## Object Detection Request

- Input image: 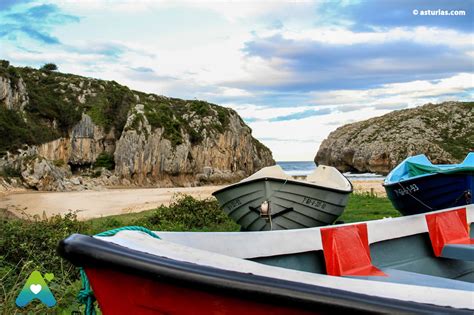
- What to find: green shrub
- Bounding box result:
[145,103,184,146]
[94,152,115,170]
[0,60,9,68]
[144,194,237,231]
[0,211,89,313]
[190,100,210,116]
[40,63,58,71]
[0,166,21,178]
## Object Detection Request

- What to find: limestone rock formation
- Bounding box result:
[114,104,271,186]
[315,102,473,174]
[0,61,274,190]
[21,157,73,191]
[0,76,28,111]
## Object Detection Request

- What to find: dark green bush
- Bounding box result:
[190,100,210,116]
[145,103,184,146]
[145,194,236,231]
[0,165,21,178]
[0,60,9,68]
[94,152,115,170]
[40,63,58,71]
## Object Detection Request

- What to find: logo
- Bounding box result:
[15,271,56,308]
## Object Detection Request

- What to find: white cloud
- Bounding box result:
[235,73,474,160]
[249,107,393,161]
[3,1,472,161]
[260,26,473,49]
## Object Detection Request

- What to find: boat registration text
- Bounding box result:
[394,184,419,197]
[226,198,242,211]
[302,197,327,209]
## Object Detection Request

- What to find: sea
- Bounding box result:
[276,161,385,181]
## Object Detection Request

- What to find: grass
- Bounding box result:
[341,192,399,223]
[0,193,397,314]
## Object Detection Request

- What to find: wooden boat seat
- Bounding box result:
[426,208,474,261]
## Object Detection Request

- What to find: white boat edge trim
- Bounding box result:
[96,229,474,310]
[94,205,474,309]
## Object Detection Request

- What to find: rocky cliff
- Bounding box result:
[0,61,274,190]
[315,102,473,174]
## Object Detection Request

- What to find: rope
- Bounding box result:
[78,268,96,315]
[397,182,433,210]
[78,226,161,315]
[449,189,472,208]
[95,226,161,239]
[265,178,288,231]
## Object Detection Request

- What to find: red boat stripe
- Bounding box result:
[320,224,386,277]
[425,207,474,257]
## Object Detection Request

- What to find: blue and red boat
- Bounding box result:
[384,153,474,215]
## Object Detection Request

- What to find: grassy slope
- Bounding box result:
[0,194,397,314]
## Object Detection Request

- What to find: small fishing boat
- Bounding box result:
[59,205,474,314]
[384,153,474,215]
[212,165,352,231]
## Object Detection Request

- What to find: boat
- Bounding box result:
[212,165,352,231]
[59,205,474,314]
[384,153,474,215]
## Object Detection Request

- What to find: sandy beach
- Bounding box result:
[0,180,385,220]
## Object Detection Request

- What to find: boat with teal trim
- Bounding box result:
[384,152,474,215]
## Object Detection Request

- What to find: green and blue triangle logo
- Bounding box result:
[15,270,56,308]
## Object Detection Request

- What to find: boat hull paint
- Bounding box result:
[213,178,351,231]
[384,173,474,215]
[59,234,469,314]
[86,267,317,315]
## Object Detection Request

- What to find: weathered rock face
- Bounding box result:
[21,157,73,191]
[0,76,28,111]
[36,114,114,165]
[315,102,474,174]
[0,61,274,190]
[114,105,273,186]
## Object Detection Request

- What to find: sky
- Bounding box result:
[0,0,473,161]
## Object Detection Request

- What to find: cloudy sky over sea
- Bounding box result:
[1,0,472,160]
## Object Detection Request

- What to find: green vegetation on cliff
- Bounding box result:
[0,61,236,154]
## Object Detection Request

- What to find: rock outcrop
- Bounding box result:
[35,113,115,164]
[0,61,274,190]
[315,102,473,174]
[113,104,272,186]
[0,76,28,111]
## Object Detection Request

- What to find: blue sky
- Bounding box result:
[1,0,473,160]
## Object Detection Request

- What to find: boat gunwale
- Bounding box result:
[383,171,474,187]
[57,234,471,314]
[212,176,353,196]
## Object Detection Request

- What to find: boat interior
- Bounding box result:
[94,205,474,308]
